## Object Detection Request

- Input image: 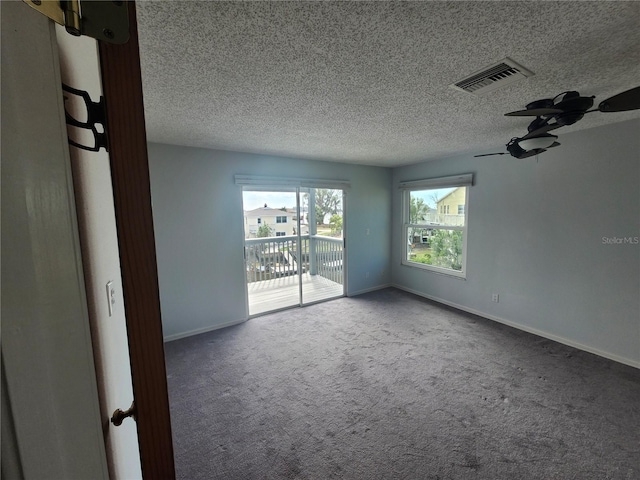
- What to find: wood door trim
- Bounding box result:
[98,2,175,478]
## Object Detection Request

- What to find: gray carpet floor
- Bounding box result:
[164,288,640,479]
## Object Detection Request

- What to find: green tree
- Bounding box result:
[413,252,432,265]
[256,223,274,238]
[410,196,430,223]
[304,189,341,224]
[329,214,343,234]
[430,230,463,270]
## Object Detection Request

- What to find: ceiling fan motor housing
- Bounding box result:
[527,117,550,132]
[526,98,554,110]
[506,139,526,158]
[553,95,595,125]
[555,112,585,126]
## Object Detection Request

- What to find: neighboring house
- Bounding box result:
[288,207,310,235]
[417,187,466,232]
[436,187,466,215]
[244,206,297,238]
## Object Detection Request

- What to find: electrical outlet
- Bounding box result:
[366,228,370,235]
[492,293,499,303]
[366,272,370,278]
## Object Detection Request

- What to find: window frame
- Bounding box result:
[400,176,471,279]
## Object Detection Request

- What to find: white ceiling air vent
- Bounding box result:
[450,58,534,95]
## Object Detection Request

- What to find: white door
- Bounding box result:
[1,2,111,478]
[3,2,176,477]
[55,20,143,480]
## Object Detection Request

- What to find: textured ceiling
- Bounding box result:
[137,1,640,167]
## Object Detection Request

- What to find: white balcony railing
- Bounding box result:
[244,234,343,285]
[313,236,343,284]
[419,213,465,226]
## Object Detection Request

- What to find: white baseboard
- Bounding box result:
[164,318,246,343]
[348,283,393,298]
[393,284,640,370]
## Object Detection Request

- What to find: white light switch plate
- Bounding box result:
[106,281,115,316]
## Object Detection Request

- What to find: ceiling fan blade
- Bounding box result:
[520,123,562,140]
[548,141,561,148]
[518,148,546,159]
[505,107,563,117]
[597,86,640,112]
[474,152,507,157]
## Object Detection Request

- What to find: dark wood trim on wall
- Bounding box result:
[98,2,175,478]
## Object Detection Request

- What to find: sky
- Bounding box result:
[242,191,299,211]
[242,187,457,211]
[410,187,457,209]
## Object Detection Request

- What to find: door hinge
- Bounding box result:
[63,83,109,152]
[23,0,129,44]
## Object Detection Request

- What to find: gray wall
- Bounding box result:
[148,144,392,340]
[391,119,640,366]
[149,120,639,366]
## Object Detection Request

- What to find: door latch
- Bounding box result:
[111,401,136,426]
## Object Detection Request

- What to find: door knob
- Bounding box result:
[111,401,136,426]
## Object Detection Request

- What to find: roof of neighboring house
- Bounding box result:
[244,207,293,217]
[436,187,463,206]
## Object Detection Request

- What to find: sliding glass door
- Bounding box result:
[242,186,345,316]
[300,187,345,305]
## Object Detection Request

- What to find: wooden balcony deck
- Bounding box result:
[247,273,344,316]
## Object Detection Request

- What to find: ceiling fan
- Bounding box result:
[475,86,640,159]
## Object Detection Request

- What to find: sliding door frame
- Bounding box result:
[237,177,348,317]
[299,187,347,307]
[241,186,302,317]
